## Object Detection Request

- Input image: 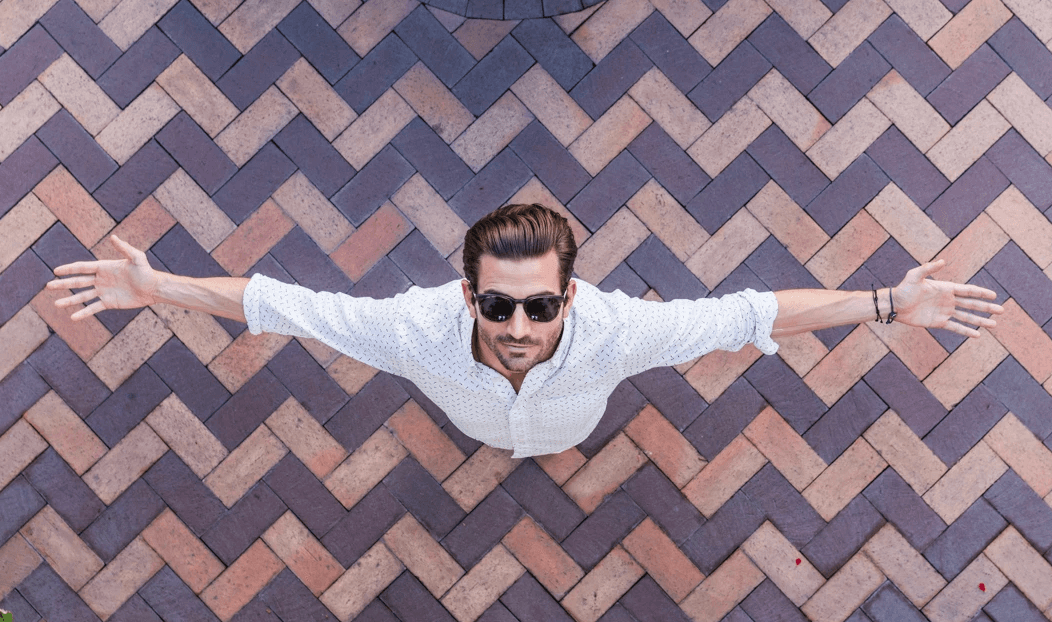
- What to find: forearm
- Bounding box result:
[772,287,894,337]
[154,272,250,322]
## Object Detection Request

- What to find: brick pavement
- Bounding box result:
[1,0,1052,620]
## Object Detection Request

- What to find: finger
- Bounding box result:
[944,320,982,339]
[953,309,996,329]
[910,259,946,280]
[71,300,106,321]
[46,275,95,291]
[955,297,1004,315]
[111,235,142,262]
[53,261,100,276]
[953,283,998,300]
[63,289,100,307]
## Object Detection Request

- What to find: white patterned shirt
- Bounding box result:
[244,275,779,458]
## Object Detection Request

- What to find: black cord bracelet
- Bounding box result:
[872,288,881,322]
[887,288,897,324]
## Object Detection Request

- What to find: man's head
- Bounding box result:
[460,204,579,377]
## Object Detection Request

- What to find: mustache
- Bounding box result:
[497,336,537,346]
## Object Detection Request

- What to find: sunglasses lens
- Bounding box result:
[479,296,515,322]
[475,294,564,323]
[524,297,562,322]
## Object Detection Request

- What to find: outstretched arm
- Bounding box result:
[771,260,1003,339]
[46,235,249,322]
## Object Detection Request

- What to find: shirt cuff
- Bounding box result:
[744,289,779,356]
[243,273,266,335]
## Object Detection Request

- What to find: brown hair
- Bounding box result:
[463,204,577,292]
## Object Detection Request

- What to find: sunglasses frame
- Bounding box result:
[471,287,568,323]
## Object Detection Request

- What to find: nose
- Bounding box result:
[506,305,530,339]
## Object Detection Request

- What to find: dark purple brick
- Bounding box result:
[463,0,497,18]
[629,366,707,431]
[144,451,226,535]
[703,0,729,8]
[349,256,412,300]
[860,237,919,294]
[213,142,296,223]
[686,152,769,234]
[929,156,1012,239]
[0,250,51,326]
[866,126,948,208]
[203,481,287,565]
[940,0,968,10]
[809,42,890,123]
[261,569,334,622]
[805,155,888,235]
[1,590,41,622]
[326,372,410,453]
[278,1,358,83]
[332,144,413,225]
[392,118,473,200]
[631,12,710,93]
[31,222,92,271]
[248,252,295,284]
[622,575,692,622]
[983,357,1052,439]
[571,39,653,119]
[506,0,543,19]
[268,340,348,422]
[79,479,164,561]
[322,484,405,567]
[708,262,768,300]
[598,604,640,622]
[0,25,62,105]
[206,368,290,450]
[158,0,239,80]
[747,124,829,207]
[24,448,104,532]
[93,140,177,220]
[845,612,873,622]
[449,148,532,225]
[28,335,110,417]
[147,337,230,421]
[987,129,1052,210]
[140,566,221,622]
[96,26,180,108]
[689,41,770,122]
[17,564,100,622]
[987,242,1052,325]
[683,490,765,574]
[864,354,946,437]
[40,0,120,78]
[985,469,1052,551]
[863,469,946,550]
[266,453,347,537]
[395,376,448,427]
[155,113,236,195]
[561,489,644,569]
[862,583,926,622]
[0,362,48,435]
[501,573,574,622]
[502,458,586,541]
[512,19,592,90]
[749,14,831,93]
[567,151,650,231]
[812,269,876,350]
[217,29,299,110]
[0,476,45,544]
[802,495,884,577]
[804,381,886,462]
[453,36,533,116]
[744,351,826,433]
[684,377,766,460]
[84,365,170,446]
[0,136,57,216]
[924,384,1007,465]
[578,379,647,457]
[354,599,399,622]
[152,225,227,280]
[510,120,591,203]
[442,486,523,567]
[984,584,1047,622]
[394,6,474,87]
[740,580,808,622]
[927,44,1009,124]
[109,595,163,622]
[384,457,465,538]
[335,34,417,114]
[230,597,282,622]
[746,236,823,291]
[627,234,707,301]
[623,463,703,543]
[274,114,354,197]
[36,110,117,193]
[821,0,850,10]
[743,464,825,547]
[989,18,1052,99]
[924,498,1005,579]
[381,571,456,622]
[868,15,950,96]
[627,123,709,204]
[598,262,648,298]
[389,229,461,288]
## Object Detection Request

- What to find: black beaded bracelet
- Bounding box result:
[872,288,881,322]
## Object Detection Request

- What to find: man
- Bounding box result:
[48,204,1002,458]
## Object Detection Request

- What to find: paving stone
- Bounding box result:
[684,377,766,460]
[217,29,300,111]
[808,41,890,123]
[92,140,177,220]
[627,234,707,300]
[259,569,334,622]
[0,137,58,217]
[1,589,42,622]
[868,14,950,96]
[30,221,91,271]
[571,38,653,120]
[510,120,591,204]
[802,494,884,578]
[924,497,1005,580]
[743,352,825,433]
[382,571,456,622]
[508,20,589,93]
[212,142,297,224]
[0,251,51,326]
[500,573,574,622]
[142,451,226,535]
[682,490,766,574]
[23,447,103,533]
[147,337,230,421]
[567,150,651,232]
[863,469,946,551]
[267,340,348,423]
[598,262,648,298]
[0,475,45,544]
[158,0,239,81]
[983,583,1047,622]
[926,157,1010,239]
[79,479,164,562]
[744,464,826,547]
[27,335,110,418]
[389,229,460,287]
[988,18,1052,100]
[865,126,949,209]
[322,484,405,567]
[749,14,830,94]
[627,122,709,205]
[202,481,287,565]
[140,566,221,622]
[0,25,61,106]
[206,366,290,450]
[747,125,829,208]
[983,469,1052,552]
[983,356,1052,440]
[17,564,100,622]
[326,372,410,453]
[392,118,473,201]
[685,152,768,234]
[502,459,586,542]
[448,148,533,225]
[803,381,886,463]
[861,582,927,622]
[151,225,226,280]
[987,242,1052,326]
[925,44,1006,126]
[265,453,347,537]
[152,113,235,195]
[561,489,644,569]
[623,463,704,544]
[688,41,771,122]
[84,364,170,446]
[443,486,523,567]
[805,154,888,236]
[351,255,413,299]
[621,574,693,622]
[394,6,474,88]
[453,36,533,116]
[34,110,116,193]
[740,579,809,622]
[986,130,1052,211]
[335,34,418,114]
[332,145,414,225]
[274,114,355,197]
[277,1,358,84]
[40,0,120,79]
[629,13,709,94]
[628,366,707,431]
[924,384,1007,466]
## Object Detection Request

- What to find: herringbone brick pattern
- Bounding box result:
[1,0,1051,619]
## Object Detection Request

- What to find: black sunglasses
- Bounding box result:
[471,288,567,323]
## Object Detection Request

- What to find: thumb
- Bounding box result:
[910,259,945,281]
[110,235,143,262]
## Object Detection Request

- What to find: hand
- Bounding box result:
[46,235,162,321]
[892,259,1004,338]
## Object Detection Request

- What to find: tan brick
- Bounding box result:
[801,553,885,622]
[142,509,224,593]
[386,400,465,481]
[152,303,233,365]
[326,426,407,508]
[985,412,1052,497]
[335,89,417,170]
[0,82,59,162]
[38,54,119,136]
[865,182,949,263]
[327,355,379,396]
[443,445,521,512]
[689,0,771,65]
[626,179,708,262]
[923,554,1007,622]
[93,196,175,260]
[275,58,356,141]
[803,437,887,521]
[924,328,1008,409]
[330,201,413,282]
[0,306,50,390]
[503,516,583,599]
[867,310,949,379]
[929,0,1012,68]
[772,332,828,377]
[572,0,654,62]
[989,298,1052,383]
[23,392,105,475]
[450,91,533,172]
[864,410,946,495]
[623,518,704,602]
[0,418,48,492]
[0,0,58,47]
[508,177,591,247]
[262,511,343,596]
[390,174,468,257]
[32,284,111,362]
[0,534,41,600]
[271,172,354,254]
[217,0,297,53]
[215,86,299,167]
[989,72,1052,156]
[85,422,168,504]
[337,0,418,56]
[511,65,591,147]
[884,0,952,40]
[684,344,764,401]
[749,69,830,151]
[454,19,518,60]
[805,324,889,406]
[146,394,228,478]
[321,541,402,621]
[932,212,1009,285]
[984,525,1052,609]
[570,96,652,176]
[866,69,950,152]
[1002,0,1052,42]
[89,308,172,390]
[442,545,525,622]
[393,62,473,144]
[744,406,826,491]
[927,99,1010,181]
[689,96,771,177]
[211,198,294,276]
[208,330,291,393]
[154,169,236,251]
[307,0,360,26]
[298,336,341,367]
[680,549,765,622]
[742,521,825,605]
[201,540,285,621]
[924,440,1007,523]
[96,83,180,164]
[0,192,55,273]
[21,505,103,591]
[806,98,891,179]
[863,524,946,606]
[561,546,644,622]
[986,186,1052,269]
[624,405,706,488]
[187,0,239,24]
[80,536,165,620]
[629,67,709,149]
[682,435,767,517]
[33,166,115,248]
[764,0,831,38]
[98,0,178,50]
[746,181,828,264]
[649,0,711,36]
[534,447,587,486]
[264,397,346,479]
[206,424,288,507]
[809,0,892,66]
[564,433,648,513]
[384,514,464,597]
[553,3,602,32]
[574,207,650,284]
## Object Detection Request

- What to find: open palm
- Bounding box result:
[892,260,1003,338]
[46,236,161,321]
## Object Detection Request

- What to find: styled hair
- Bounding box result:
[463,204,577,293]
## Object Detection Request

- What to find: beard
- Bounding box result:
[476,324,562,374]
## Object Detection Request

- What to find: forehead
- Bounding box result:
[476,251,562,295]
